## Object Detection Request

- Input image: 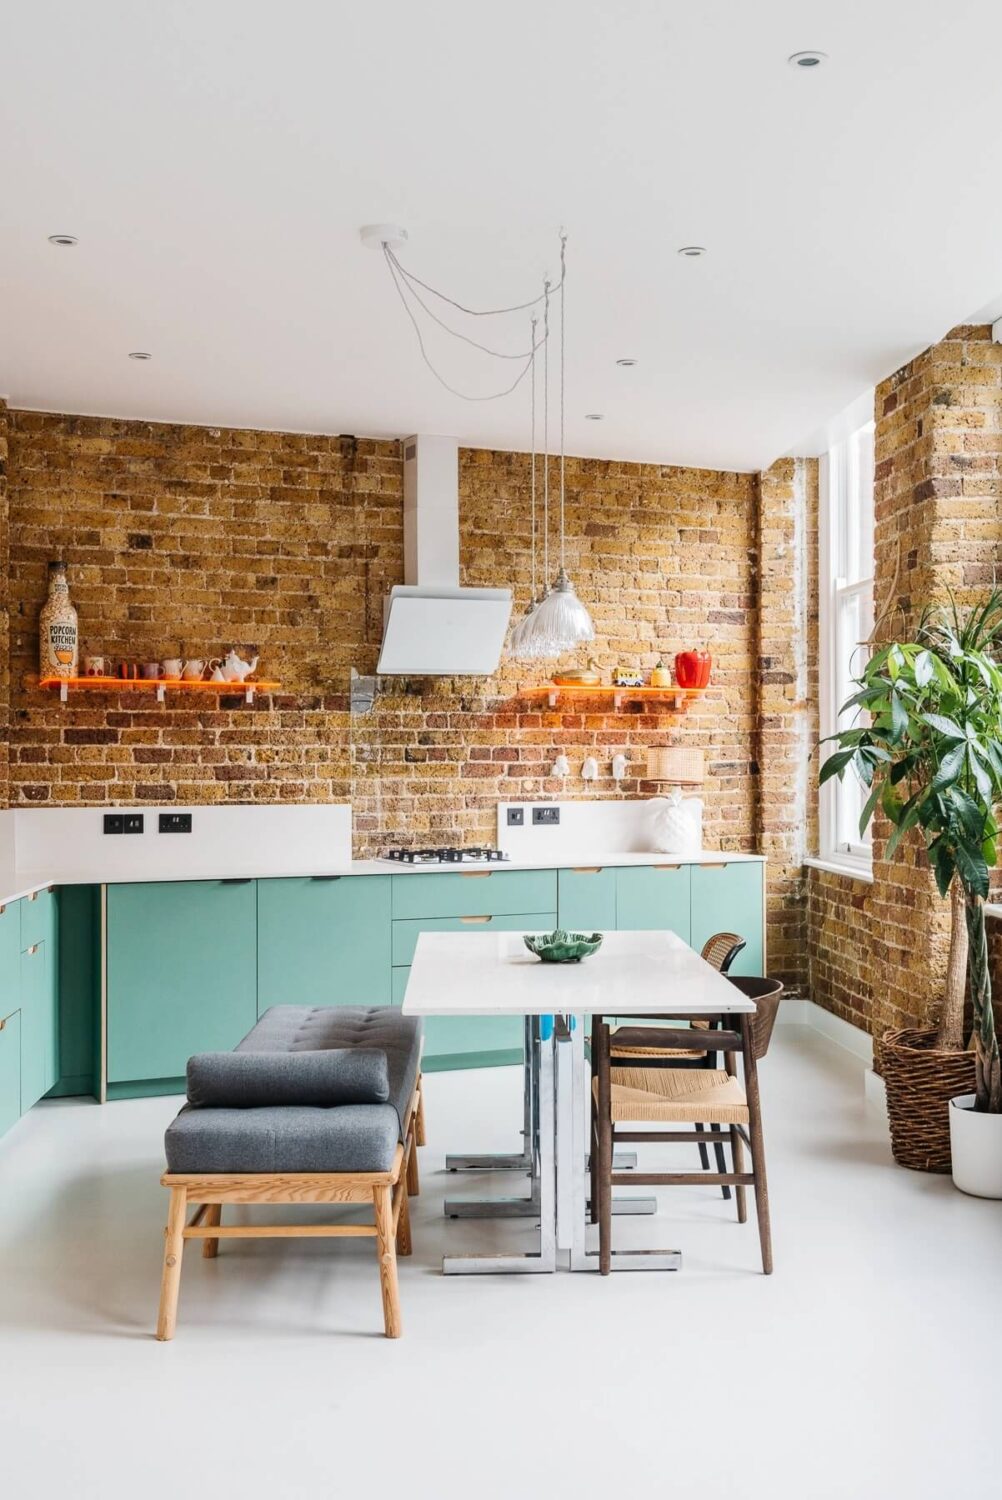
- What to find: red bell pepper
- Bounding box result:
[674,650,712,689]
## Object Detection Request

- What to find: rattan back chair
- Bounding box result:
[591,974,783,1275]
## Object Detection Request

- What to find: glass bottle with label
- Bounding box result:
[39,561,79,679]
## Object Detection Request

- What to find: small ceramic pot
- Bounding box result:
[162,658,183,680]
[83,655,105,678]
[949,1093,1002,1198]
[141,662,161,680]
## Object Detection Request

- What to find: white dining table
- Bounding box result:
[402,928,756,1274]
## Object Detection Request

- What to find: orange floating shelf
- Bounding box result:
[519,684,709,711]
[39,675,281,705]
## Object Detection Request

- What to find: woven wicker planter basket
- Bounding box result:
[881,1027,977,1173]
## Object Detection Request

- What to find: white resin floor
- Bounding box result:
[1,1028,999,1500]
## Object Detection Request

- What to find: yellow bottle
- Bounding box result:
[650,659,671,688]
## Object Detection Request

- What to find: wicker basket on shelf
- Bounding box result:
[880,1027,977,1173]
[646,746,704,786]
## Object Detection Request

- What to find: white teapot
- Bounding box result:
[221,649,259,682]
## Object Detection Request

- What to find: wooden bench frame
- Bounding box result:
[156,1072,426,1340]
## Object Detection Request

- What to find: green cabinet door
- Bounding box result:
[0,901,21,1026]
[690,862,764,975]
[557,868,617,931]
[19,940,54,1110]
[615,865,691,940]
[107,880,258,1083]
[391,869,558,920]
[0,1011,21,1136]
[257,876,391,1012]
[20,888,54,951]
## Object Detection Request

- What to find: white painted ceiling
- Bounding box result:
[3,0,1002,472]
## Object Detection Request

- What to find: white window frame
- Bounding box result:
[818,417,875,873]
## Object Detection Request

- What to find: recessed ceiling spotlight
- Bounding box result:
[584,413,604,421]
[128,351,152,361]
[616,358,637,367]
[47,234,78,247]
[788,50,827,68]
[677,246,707,258]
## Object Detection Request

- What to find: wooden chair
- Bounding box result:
[591,975,782,1275]
[610,931,747,1191]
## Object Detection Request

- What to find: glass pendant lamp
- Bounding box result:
[515,236,595,659]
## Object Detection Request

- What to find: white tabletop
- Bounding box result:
[401,929,755,1017]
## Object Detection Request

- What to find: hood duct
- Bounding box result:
[376,436,512,675]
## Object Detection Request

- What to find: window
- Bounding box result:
[819,417,875,868]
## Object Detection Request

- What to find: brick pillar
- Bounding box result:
[0,398,8,811]
[755,456,818,991]
[864,324,1002,1037]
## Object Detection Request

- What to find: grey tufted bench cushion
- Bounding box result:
[164,1006,422,1176]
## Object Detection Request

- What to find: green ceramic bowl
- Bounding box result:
[524,929,604,963]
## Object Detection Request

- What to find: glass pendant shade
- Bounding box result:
[510,592,553,659]
[518,568,594,657]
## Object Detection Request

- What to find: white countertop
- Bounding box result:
[0,848,765,906]
[401,928,757,1017]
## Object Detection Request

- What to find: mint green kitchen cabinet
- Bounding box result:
[20,887,54,951]
[614,865,691,940]
[0,900,21,1020]
[690,862,764,975]
[19,940,55,1110]
[257,876,391,1012]
[107,880,257,1084]
[391,910,557,968]
[51,885,100,1098]
[391,869,557,920]
[0,1010,21,1137]
[557,867,617,931]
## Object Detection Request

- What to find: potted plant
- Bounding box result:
[820,593,1002,1193]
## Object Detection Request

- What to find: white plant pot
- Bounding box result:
[949,1094,1002,1199]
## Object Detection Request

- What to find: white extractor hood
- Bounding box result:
[376,435,512,675]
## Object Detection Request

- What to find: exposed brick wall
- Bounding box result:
[754,457,817,989]
[0,399,9,811]
[5,413,774,873]
[354,451,762,862]
[807,324,1002,1038]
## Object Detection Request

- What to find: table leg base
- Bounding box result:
[446,1151,531,1173]
[445,1195,540,1219]
[587,1195,658,1217]
[443,1252,555,1275]
[571,1248,682,1273]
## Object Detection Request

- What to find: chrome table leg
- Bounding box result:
[563,1015,681,1273]
[443,1019,557,1274]
[443,1015,541,1218]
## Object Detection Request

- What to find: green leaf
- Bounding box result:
[930,741,967,792]
[921,712,965,740]
[818,749,855,786]
[886,804,921,860]
[881,779,903,824]
[890,690,908,742]
[967,745,993,803]
[955,841,990,899]
[859,780,882,837]
[930,839,956,898]
[914,650,934,687]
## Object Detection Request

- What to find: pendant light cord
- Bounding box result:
[542,280,550,588]
[529,313,537,603]
[385,244,561,317]
[559,232,567,573]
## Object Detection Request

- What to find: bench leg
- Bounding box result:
[406,1133,420,1196]
[201,1203,222,1258]
[373,1183,402,1338]
[396,1178,413,1258]
[415,1078,427,1147]
[156,1186,188,1341]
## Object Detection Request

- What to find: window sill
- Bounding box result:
[804,855,874,885]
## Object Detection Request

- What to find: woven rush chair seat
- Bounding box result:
[598,1064,749,1125]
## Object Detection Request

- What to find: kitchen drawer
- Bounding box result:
[391,869,558,921]
[690,861,764,975]
[391,911,557,968]
[257,875,391,1011]
[20,887,54,952]
[557,867,617,931]
[615,864,691,940]
[0,900,21,1018]
[0,1010,21,1137]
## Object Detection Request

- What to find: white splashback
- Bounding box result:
[497,799,665,858]
[12,804,352,881]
